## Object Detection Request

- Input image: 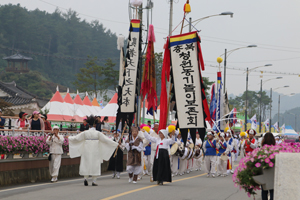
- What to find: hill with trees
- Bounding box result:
[0,4,120,97]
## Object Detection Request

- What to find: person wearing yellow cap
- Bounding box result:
[141,126,151,176]
[168,126,181,177]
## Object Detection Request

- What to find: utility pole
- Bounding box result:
[169,0,173,35]
[259,79,262,133]
[270,88,272,127]
[137,4,143,126]
[278,95,280,128]
[223,49,227,93]
[244,67,249,131]
[165,0,173,126]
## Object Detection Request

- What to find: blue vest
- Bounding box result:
[144,142,151,155]
[205,140,217,156]
[217,141,227,156]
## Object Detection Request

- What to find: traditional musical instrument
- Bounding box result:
[170,143,179,155]
[193,146,202,159]
[220,154,228,161]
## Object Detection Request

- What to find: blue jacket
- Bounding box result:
[144,142,151,155]
[217,141,227,156]
[0,117,5,129]
[205,140,217,156]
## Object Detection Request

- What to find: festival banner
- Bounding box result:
[140,24,157,116]
[250,114,257,130]
[264,119,270,132]
[273,122,279,132]
[165,31,211,145]
[116,19,141,129]
[209,83,217,122]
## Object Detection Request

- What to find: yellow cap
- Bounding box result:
[240,132,246,137]
[142,126,150,133]
[168,125,176,133]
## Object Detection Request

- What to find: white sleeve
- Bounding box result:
[216,141,220,149]
[143,131,158,143]
[166,135,176,146]
[250,139,258,149]
[68,132,85,142]
[46,136,52,145]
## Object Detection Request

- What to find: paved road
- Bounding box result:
[0,165,262,200]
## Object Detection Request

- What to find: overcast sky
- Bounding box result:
[2,0,300,97]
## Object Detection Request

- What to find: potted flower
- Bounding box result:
[62,137,69,156]
[232,142,300,198]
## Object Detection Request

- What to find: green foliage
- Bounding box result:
[73,57,118,100]
[0,71,57,98]
[0,4,119,89]
[229,90,271,120]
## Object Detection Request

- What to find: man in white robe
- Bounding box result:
[67,116,118,186]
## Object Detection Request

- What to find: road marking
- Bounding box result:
[101,163,240,200]
[101,173,207,200]
[0,172,127,193]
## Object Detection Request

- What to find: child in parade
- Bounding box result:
[217,132,228,177]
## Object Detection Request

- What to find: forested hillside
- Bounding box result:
[0,4,119,92]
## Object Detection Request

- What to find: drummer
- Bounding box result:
[217,133,229,177]
[168,126,181,177]
[194,132,203,171]
[186,131,194,174]
[178,133,187,176]
[225,133,233,175]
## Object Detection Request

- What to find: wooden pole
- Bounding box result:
[113,125,127,158]
[180,14,186,34]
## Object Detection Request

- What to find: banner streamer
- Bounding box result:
[162,31,211,145]
[116,19,141,131]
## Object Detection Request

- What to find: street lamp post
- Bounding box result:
[244,64,272,132]
[221,45,257,93]
[185,12,234,29]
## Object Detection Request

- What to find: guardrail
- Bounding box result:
[0,129,80,137]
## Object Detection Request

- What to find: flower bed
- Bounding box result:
[0,135,69,154]
[232,142,300,197]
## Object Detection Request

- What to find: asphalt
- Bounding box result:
[0,161,262,200]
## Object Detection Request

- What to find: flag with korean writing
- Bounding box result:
[167,31,211,145]
[116,19,141,130]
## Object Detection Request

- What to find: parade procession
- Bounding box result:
[0,0,300,200]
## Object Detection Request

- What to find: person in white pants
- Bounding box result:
[194,132,202,171]
[147,123,159,182]
[171,133,181,176]
[46,126,64,183]
[203,131,219,178]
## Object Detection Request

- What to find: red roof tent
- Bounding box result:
[99,93,118,123]
[74,94,84,105]
[50,91,64,103]
[64,93,74,104]
[83,96,93,106]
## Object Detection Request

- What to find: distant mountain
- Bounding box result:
[0,4,119,90]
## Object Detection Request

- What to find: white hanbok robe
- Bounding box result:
[68,128,118,176]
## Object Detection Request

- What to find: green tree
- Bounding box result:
[73,57,118,100]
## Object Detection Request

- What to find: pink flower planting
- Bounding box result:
[233,142,300,197]
[0,135,69,154]
[265,158,270,163]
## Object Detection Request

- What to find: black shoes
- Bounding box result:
[84,179,88,186]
